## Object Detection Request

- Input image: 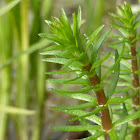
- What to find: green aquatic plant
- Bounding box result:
[39,3,140,140]
[109,2,140,140]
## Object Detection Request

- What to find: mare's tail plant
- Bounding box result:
[109,2,140,140]
[39,6,140,140]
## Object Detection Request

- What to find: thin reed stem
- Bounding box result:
[0,13,12,140]
[17,0,29,139]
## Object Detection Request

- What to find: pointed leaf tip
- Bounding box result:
[85,25,105,51]
[45,20,51,25]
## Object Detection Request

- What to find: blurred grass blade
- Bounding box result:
[0,0,21,16]
[0,40,51,70]
[0,106,34,115]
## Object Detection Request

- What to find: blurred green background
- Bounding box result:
[0,0,139,140]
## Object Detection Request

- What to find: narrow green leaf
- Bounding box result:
[134,20,140,30]
[40,50,74,58]
[108,129,118,140]
[42,57,68,64]
[106,40,125,46]
[107,97,127,105]
[51,87,96,102]
[117,5,125,17]
[92,83,104,91]
[62,110,101,125]
[95,54,101,81]
[80,131,105,140]
[51,86,92,93]
[92,28,112,63]
[126,127,136,136]
[79,119,97,136]
[61,72,88,84]
[108,34,125,39]
[119,103,128,140]
[53,125,101,132]
[52,91,96,102]
[38,33,68,45]
[109,13,120,19]
[0,0,21,16]
[42,58,82,70]
[77,6,82,32]
[120,59,131,69]
[91,53,111,71]
[47,78,90,85]
[105,80,130,87]
[117,82,130,87]
[45,70,78,75]
[60,8,72,30]
[101,44,125,82]
[109,13,129,26]
[85,25,104,51]
[108,105,113,121]
[113,110,140,127]
[43,45,63,51]
[64,45,80,55]
[112,22,126,30]
[51,102,97,110]
[129,89,138,98]
[112,22,128,37]
[115,87,132,93]
[61,59,76,70]
[70,106,104,121]
[132,35,140,44]
[130,10,140,24]
[106,50,120,98]
[119,75,132,82]
[73,12,77,38]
